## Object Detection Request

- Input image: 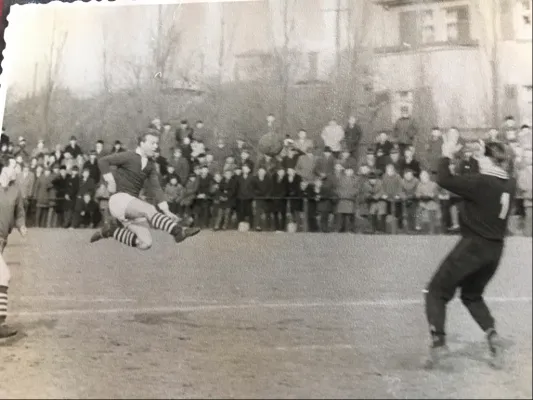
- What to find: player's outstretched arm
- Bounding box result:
[436,157,478,200]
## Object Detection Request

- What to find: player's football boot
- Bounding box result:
[422,344,450,370]
[174,227,201,243]
[90,219,119,243]
[487,328,503,369]
[0,324,18,339]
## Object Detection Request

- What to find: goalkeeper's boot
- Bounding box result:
[90,219,119,243]
[487,328,504,370]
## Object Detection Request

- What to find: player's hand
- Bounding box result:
[18,225,27,237]
[107,181,117,194]
[164,210,180,222]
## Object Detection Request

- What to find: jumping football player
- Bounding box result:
[90,130,200,249]
[423,136,516,369]
[0,159,27,339]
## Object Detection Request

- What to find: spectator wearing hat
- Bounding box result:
[321,119,345,157]
[314,146,336,178]
[13,137,30,163]
[401,168,420,232]
[111,140,125,154]
[34,166,53,227]
[457,145,480,175]
[65,136,83,159]
[31,140,49,159]
[83,151,101,184]
[175,120,194,143]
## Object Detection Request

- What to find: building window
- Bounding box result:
[446,9,459,42]
[421,10,435,44]
[517,0,532,39]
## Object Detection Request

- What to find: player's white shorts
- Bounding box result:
[108,192,148,227]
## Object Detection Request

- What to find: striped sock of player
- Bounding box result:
[0,286,8,324]
[112,228,138,247]
[149,213,179,236]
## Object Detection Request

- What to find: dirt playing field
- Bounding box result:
[0,230,531,399]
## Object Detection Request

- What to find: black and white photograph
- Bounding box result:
[0,0,531,397]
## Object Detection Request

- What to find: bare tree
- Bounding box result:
[42,14,68,140]
[268,0,298,134]
[99,18,113,134]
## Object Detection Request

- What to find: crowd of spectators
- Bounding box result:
[0,112,531,235]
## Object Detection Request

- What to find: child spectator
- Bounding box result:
[209,173,223,230]
[381,163,404,230]
[401,169,420,231]
[170,148,190,184]
[310,177,335,233]
[164,175,184,215]
[335,167,359,233]
[360,172,385,233]
[416,170,440,233]
[425,127,443,175]
[400,146,421,178]
[72,193,100,228]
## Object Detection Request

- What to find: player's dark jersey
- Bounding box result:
[98,150,166,205]
[437,157,517,241]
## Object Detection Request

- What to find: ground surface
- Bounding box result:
[0,229,531,399]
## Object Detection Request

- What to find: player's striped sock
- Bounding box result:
[112,228,138,247]
[0,286,8,324]
[149,213,179,236]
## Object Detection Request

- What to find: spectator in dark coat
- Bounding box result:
[270,168,288,231]
[314,147,336,178]
[425,127,444,175]
[195,166,213,228]
[175,120,194,143]
[238,149,255,173]
[212,138,232,165]
[51,165,72,227]
[214,169,238,230]
[457,148,480,175]
[72,193,101,228]
[282,147,300,170]
[392,107,418,153]
[111,140,125,154]
[64,136,83,159]
[285,168,303,227]
[169,147,190,185]
[83,151,101,184]
[237,164,255,227]
[252,167,273,231]
[344,116,363,157]
[399,146,421,178]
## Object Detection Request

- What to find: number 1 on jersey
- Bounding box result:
[499,192,510,220]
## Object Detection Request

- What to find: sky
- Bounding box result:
[1,0,341,101]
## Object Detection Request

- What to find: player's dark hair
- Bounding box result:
[484,142,508,167]
[138,129,160,145]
